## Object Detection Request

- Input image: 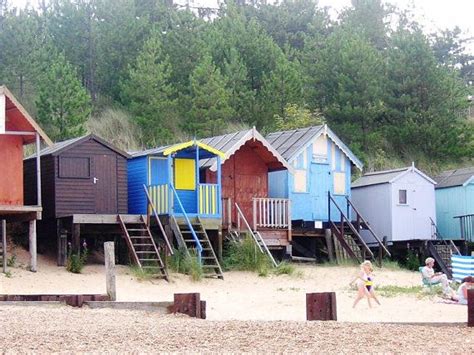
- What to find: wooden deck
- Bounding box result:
[60,214,145,225]
[0,205,41,221]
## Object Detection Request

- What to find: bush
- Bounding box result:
[66,249,88,274]
[273,261,296,276]
[403,249,421,271]
[224,236,272,276]
[7,254,16,267]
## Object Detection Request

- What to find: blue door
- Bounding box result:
[311,163,331,221]
[149,157,168,185]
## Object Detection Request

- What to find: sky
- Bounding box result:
[7,0,474,47]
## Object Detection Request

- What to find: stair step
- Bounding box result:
[202,265,219,268]
[132,244,154,247]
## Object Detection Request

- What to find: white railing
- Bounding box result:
[252,198,291,230]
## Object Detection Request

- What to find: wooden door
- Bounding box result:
[235,174,266,227]
[94,155,117,214]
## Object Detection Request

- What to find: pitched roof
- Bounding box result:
[434,167,474,189]
[0,85,53,146]
[25,134,130,160]
[352,165,436,188]
[266,125,363,170]
[199,128,293,172]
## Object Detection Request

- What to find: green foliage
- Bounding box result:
[402,250,421,272]
[66,249,88,274]
[36,51,92,141]
[7,254,16,268]
[121,32,177,146]
[275,103,324,131]
[129,265,155,281]
[224,236,272,276]
[168,247,203,281]
[273,261,296,276]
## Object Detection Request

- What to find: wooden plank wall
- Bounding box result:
[24,155,55,218]
[0,135,24,205]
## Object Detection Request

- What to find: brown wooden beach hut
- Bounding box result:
[23,134,131,264]
[0,86,53,272]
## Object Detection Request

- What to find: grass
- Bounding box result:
[129,265,155,281]
[168,247,203,281]
[7,254,16,268]
[374,284,444,298]
[223,236,273,276]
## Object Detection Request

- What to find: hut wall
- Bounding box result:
[24,155,56,218]
[54,140,127,217]
[128,156,148,215]
[0,135,24,205]
[436,183,474,240]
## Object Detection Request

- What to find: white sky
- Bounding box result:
[8,0,474,51]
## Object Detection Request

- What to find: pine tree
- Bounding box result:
[36,52,92,141]
[121,32,177,146]
[187,55,234,137]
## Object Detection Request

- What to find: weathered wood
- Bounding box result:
[35,132,42,207]
[468,289,474,327]
[72,223,80,254]
[325,228,334,262]
[306,292,337,321]
[56,219,67,267]
[0,293,109,307]
[104,242,116,301]
[173,293,201,318]
[2,219,6,273]
[200,300,206,320]
[29,219,37,272]
[71,214,144,224]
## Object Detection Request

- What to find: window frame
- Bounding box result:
[58,156,91,179]
[398,189,408,205]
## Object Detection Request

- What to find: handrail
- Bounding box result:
[328,193,374,259]
[346,197,391,257]
[143,184,174,256]
[169,184,203,262]
[430,217,461,255]
[235,202,277,267]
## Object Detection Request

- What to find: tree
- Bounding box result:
[36,52,92,141]
[121,32,177,146]
[187,54,234,137]
[275,103,324,131]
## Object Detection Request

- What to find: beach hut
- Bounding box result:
[351,164,437,244]
[434,167,474,242]
[128,140,225,278]
[199,128,293,255]
[23,134,132,267]
[0,86,52,272]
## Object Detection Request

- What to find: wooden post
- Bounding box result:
[2,219,7,273]
[72,223,80,254]
[306,292,337,321]
[325,228,334,262]
[35,132,42,206]
[468,289,474,327]
[29,219,37,272]
[217,228,223,262]
[104,242,116,301]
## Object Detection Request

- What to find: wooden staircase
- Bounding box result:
[328,193,391,266]
[118,215,168,281]
[172,216,224,279]
[428,218,461,279]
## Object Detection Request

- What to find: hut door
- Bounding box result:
[311,163,331,221]
[94,155,117,213]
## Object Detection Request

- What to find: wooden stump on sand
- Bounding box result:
[468,289,474,327]
[306,292,337,321]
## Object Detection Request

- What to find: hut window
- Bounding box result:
[294,170,307,192]
[296,151,307,169]
[174,158,196,190]
[312,135,327,159]
[399,190,407,204]
[340,155,345,172]
[333,172,346,195]
[58,157,90,179]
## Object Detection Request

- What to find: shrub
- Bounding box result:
[168,247,203,281]
[66,249,88,274]
[403,249,421,271]
[7,254,16,267]
[224,236,272,276]
[273,261,295,276]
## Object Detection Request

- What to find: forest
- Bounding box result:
[0,0,473,172]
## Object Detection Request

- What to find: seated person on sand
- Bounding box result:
[421,257,455,298]
[452,276,474,305]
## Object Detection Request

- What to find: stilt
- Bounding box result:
[29,219,37,272]
[2,219,6,273]
[325,228,334,262]
[72,223,81,254]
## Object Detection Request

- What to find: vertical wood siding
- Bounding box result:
[0,135,23,205]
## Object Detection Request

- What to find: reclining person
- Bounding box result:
[421,257,455,298]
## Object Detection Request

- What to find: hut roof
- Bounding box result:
[352,165,436,188]
[266,125,363,170]
[25,134,130,160]
[434,167,474,189]
[0,86,52,146]
[199,127,293,172]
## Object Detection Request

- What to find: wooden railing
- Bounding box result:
[148,184,170,215]
[198,184,219,216]
[252,198,291,230]
[455,214,474,242]
[430,217,460,255]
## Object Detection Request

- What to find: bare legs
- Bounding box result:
[353,285,380,308]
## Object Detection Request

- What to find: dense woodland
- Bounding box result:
[0,0,473,172]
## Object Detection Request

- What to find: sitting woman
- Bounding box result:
[454,276,474,305]
[421,257,454,298]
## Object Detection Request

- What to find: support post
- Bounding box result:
[104,242,117,301]
[72,223,80,254]
[325,228,334,262]
[35,132,42,206]
[217,227,223,262]
[468,289,474,327]
[29,219,37,272]
[306,292,337,321]
[2,219,6,273]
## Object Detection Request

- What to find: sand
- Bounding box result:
[0,247,469,323]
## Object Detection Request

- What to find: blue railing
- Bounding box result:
[170,184,203,262]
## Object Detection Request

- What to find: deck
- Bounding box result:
[0,205,42,221]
